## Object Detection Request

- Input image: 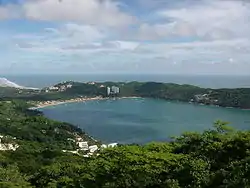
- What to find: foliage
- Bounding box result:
[2,81,250,108]
[1,101,250,187]
[0,164,32,188]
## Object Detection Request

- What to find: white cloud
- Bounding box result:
[2,0,250,74]
[130,0,250,41]
[158,0,250,40]
[107,41,139,50]
[13,22,140,54]
[0,0,135,27]
[0,4,23,19]
[53,23,106,42]
[135,21,197,40]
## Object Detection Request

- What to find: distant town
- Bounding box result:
[63,135,118,157]
[41,81,121,97]
[0,132,118,158]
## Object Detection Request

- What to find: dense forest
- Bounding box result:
[1,81,250,109]
[1,100,250,187]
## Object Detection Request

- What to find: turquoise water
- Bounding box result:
[41,98,250,144]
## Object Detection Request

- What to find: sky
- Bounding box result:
[0,0,250,75]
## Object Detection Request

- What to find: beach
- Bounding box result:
[29,96,142,109]
[29,96,105,109]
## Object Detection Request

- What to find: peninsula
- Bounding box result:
[2,80,250,109]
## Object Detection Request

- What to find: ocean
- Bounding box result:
[41,98,250,144]
[2,74,250,89]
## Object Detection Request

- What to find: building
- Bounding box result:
[59,85,66,92]
[107,87,111,96]
[76,137,83,142]
[66,84,72,88]
[101,144,107,149]
[89,145,98,153]
[108,143,118,148]
[49,86,59,91]
[0,135,19,151]
[111,86,119,94]
[107,86,120,96]
[78,141,88,151]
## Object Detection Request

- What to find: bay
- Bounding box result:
[41,98,250,144]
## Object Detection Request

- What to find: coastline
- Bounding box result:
[29,96,142,110]
[29,96,105,109]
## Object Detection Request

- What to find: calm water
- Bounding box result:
[3,74,250,89]
[41,98,250,144]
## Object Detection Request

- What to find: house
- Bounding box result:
[49,86,59,91]
[67,138,75,142]
[66,84,72,88]
[0,135,19,151]
[78,141,88,150]
[194,94,206,102]
[108,143,118,148]
[56,85,66,92]
[76,137,83,142]
[101,144,107,149]
[111,86,120,94]
[89,145,98,153]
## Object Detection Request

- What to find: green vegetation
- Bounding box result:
[0,100,96,148]
[1,81,250,109]
[1,101,250,187]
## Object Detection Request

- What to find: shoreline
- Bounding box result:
[28,96,249,111]
[29,96,142,109]
[29,96,105,109]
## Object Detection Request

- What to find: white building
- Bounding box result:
[89,145,98,153]
[49,86,59,91]
[59,85,66,91]
[107,87,111,96]
[78,141,88,150]
[66,84,72,88]
[0,135,19,151]
[111,86,120,94]
[76,137,83,142]
[108,143,118,148]
[101,144,107,149]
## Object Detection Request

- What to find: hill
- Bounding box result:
[2,81,250,109]
[1,100,250,187]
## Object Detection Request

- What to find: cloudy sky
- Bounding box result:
[0,0,250,75]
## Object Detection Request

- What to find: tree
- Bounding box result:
[0,165,32,188]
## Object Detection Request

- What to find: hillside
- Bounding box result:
[2,81,250,109]
[1,101,250,187]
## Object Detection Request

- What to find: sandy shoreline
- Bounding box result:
[29,96,141,109]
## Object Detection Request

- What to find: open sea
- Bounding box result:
[3,74,250,144]
[2,74,250,89]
